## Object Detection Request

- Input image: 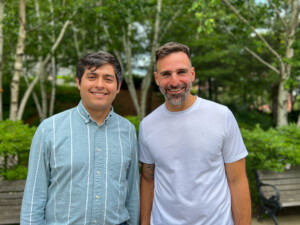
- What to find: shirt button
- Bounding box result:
[93,220,97,224]
[97,148,100,152]
[97,170,100,174]
[96,195,99,199]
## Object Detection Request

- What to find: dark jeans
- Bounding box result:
[119,222,127,225]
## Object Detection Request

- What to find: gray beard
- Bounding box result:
[159,82,192,106]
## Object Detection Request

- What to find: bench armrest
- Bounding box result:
[259,182,280,203]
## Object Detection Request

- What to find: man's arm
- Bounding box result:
[21,125,49,224]
[125,130,140,225]
[140,163,155,225]
[225,158,251,225]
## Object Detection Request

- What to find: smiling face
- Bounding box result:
[76,64,120,117]
[155,51,195,111]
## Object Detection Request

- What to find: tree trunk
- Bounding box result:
[271,83,278,126]
[276,79,289,126]
[276,0,299,127]
[140,0,162,119]
[17,19,71,120]
[49,56,56,116]
[121,25,141,116]
[9,0,26,121]
[48,0,57,117]
[0,0,4,121]
[222,0,300,127]
[35,0,47,121]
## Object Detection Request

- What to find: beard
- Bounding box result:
[159,82,192,106]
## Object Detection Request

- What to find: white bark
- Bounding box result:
[121,24,141,116]
[17,19,71,120]
[35,0,47,121]
[49,0,56,117]
[140,0,162,119]
[9,0,26,121]
[222,0,300,127]
[0,0,5,121]
[100,0,141,116]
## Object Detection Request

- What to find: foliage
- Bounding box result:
[241,124,300,209]
[0,120,36,180]
[125,115,141,135]
[242,124,300,173]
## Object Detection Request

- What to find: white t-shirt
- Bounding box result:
[139,97,248,225]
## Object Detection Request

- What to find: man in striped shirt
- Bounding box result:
[21,51,140,225]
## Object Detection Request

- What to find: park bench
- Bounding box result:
[254,167,300,225]
[0,180,25,225]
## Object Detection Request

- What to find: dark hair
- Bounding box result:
[155,42,191,63]
[76,51,123,87]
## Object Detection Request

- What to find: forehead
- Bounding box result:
[156,52,191,72]
[85,64,115,75]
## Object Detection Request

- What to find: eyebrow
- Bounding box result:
[159,68,188,75]
[87,72,115,78]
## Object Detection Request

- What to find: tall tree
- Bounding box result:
[192,0,300,126]
[9,0,26,121]
[222,0,300,127]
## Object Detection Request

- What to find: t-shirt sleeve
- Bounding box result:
[138,120,155,164]
[222,108,248,163]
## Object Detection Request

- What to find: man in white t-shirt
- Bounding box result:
[139,42,251,225]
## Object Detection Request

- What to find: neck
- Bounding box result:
[91,108,111,126]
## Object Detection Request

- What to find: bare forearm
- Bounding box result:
[140,176,154,225]
[230,177,251,225]
[140,163,155,225]
[226,159,251,225]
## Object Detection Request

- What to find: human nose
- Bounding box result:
[95,77,104,88]
[170,73,179,87]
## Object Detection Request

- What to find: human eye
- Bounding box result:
[104,75,114,82]
[88,75,96,80]
[178,69,187,75]
[161,71,171,77]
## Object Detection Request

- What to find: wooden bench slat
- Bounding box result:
[0,198,23,206]
[257,168,300,180]
[0,180,25,225]
[259,178,300,186]
[282,201,300,207]
[0,205,21,225]
[0,180,26,192]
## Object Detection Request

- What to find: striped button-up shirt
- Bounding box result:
[21,102,140,225]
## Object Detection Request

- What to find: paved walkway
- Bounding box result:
[251,215,300,225]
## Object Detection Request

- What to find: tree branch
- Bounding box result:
[244,47,280,74]
[222,0,283,63]
[159,1,183,41]
[267,0,288,28]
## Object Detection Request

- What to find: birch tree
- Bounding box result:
[192,0,300,127]
[100,0,186,118]
[17,18,71,120]
[222,0,300,127]
[9,0,26,121]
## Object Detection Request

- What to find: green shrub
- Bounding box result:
[125,115,141,135]
[0,120,36,180]
[242,124,300,172]
[241,124,300,211]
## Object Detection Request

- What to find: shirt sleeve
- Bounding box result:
[21,122,50,225]
[138,120,154,164]
[222,108,248,163]
[125,124,140,225]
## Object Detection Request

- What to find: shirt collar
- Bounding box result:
[76,100,114,125]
